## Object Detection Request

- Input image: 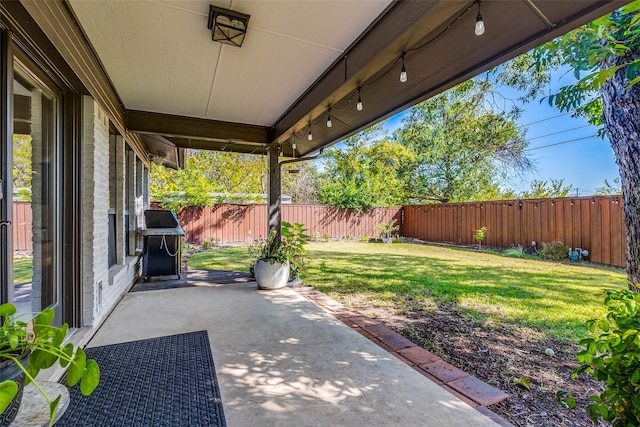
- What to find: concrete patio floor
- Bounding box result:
[88,274,501,426]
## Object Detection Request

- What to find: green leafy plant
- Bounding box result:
[540,241,570,261]
[323,233,330,242]
[0,303,100,426]
[376,219,399,239]
[312,231,320,241]
[474,226,487,249]
[556,390,577,409]
[573,289,640,425]
[250,222,309,275]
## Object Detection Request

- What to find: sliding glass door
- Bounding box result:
[10,56,61,319]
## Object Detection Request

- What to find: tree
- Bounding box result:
[594,177,622,196]
[12,134,32,201]
[282,162,320,204]
[534,1,640,286]
[521,178,573,199]
[150,149,266,211]
[317,124,412,211]
[394,79,532,203]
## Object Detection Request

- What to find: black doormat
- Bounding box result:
[56,331,226,427]
[129,270,253,293]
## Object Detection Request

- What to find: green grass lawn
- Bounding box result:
[189,242,627,342]
[14,257,32,285]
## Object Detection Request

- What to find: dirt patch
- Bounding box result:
[354,302,605,426]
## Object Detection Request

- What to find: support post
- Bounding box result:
[267,145,281,241]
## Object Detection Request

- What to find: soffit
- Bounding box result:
[68,0,392,126]
[59,0,624,160]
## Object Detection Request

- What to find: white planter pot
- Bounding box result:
[254,259,290,290]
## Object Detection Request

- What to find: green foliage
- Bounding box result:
[0,303,100,424]
[556,390,577,409]
[540,241,570,261]
[12,134,33,200]
[250,222,310,276]
[394,79,531,203]
[502,246,538,260]
[474,226,487,248]
[534,1,640,126]
[150,149,266,212]
[311,231,320,241]
[521,179,573,199]
[375,219,399,239]
[573,290,640,425]
[317,125,411,211]
[594,177,623,196]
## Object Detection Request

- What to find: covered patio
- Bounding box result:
[0,0,627,425]
[85,272,502,426]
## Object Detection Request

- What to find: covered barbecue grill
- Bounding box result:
[141,210,185,280]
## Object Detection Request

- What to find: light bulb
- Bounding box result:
[356,89,363,111]
[400,54,407,83]
[292,140,296,150]
[475,14,485,35]
[307,129,313,141]
[327,110,333,128]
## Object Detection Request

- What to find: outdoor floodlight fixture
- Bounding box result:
[208,5,251,47]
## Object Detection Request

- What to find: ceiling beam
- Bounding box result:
[125,110,272,145]
[271,0,624,157]
[166,137,269,155]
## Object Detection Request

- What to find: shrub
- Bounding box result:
[540,241,570,261]
[312,231,320,241]
[376,219,399,239]
[474,226,487,249]
[573,289,640,425]
[502,245,539,260]
[323,233,331,242]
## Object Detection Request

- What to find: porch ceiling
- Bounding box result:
[66,0,623,159]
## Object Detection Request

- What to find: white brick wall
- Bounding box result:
[82,97,110,325]
[82,96,150,327]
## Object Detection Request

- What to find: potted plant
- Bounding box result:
[376,219,399,244]
[251,222,309,290]
[0,303,100,426]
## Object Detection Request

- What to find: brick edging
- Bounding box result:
[293,286,514,427]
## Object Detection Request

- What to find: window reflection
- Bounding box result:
[12,63,58,316]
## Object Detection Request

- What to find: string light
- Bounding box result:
[400,53,407,83]
[292,134,296,150]
[475,0,485,36]
[295,2,489,146]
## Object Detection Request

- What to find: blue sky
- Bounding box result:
[382,69,621,196]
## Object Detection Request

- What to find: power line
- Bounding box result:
[527,124,592,141]
[524,135,597,152]
[517,111,574,129]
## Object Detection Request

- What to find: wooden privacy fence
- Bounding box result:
[178,204,402,244]
[402,195,626,267]
[13,202,32,251]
